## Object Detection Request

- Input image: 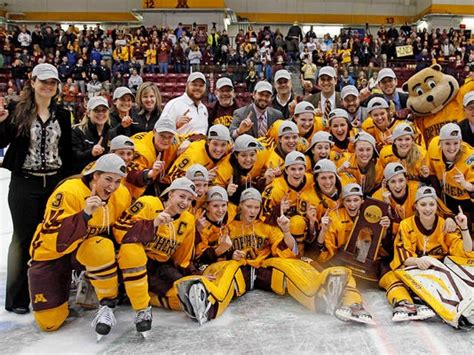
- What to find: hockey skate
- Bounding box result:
[335,303,375,325]
[188,282,211,326]
[392,300,435,322]
[176,279,211,325]
[135,306,152,338]
[91,299,117,342]
[75,272,99,309]
[315,269,349,315]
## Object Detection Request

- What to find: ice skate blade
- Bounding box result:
[96,334,104,342]
[139,331,150,339]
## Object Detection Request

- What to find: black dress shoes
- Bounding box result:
[5,306,30,315]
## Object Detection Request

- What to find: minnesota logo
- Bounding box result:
[34,293,48,303]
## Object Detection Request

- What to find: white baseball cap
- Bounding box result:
[110,135,135,151]
[384,162,406,181]
[284,151,306,168]
[377,68,397,83]
[439,123,462,141]
[83,153,127,177]
[294,102,315,115]
[234,134,264,152]
[318,66,337,79]
[32,63,59,81]
[367,97,389,113]
[342,183,364,199]
[278,121,299,137]
[415,186,437,203]
[355,131,378,153]
[161,177,198,197]
[185,164,209,182]
[216,77,233,89]
[187,72,206,83]
[208,124,232,142]
[254,80,273,94]
[207,186,228,202]
[313,158,338,175]
[463,91,474,107]
[341,85,359,100]
[154,119,177,134]
[328,108,349,122]
[392,123,415,141]
[307,131,334,152]
[113,86,134,100]
[240,187,262,203]
[87,96,109,111]
[274,69,291,82]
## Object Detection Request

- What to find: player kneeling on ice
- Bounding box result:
[390,186,474,329]
[175,188,374,325]
[28,154,131,340]
[115,177,200,336]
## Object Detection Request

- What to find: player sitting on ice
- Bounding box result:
[390,186,474,329]
[175,188,374,325]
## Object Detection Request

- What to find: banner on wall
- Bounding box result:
[396,45,413,58]
[142,0,225,8]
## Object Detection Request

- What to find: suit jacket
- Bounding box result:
[229,104,283,139]
[459,119,474,148]
[364,92,409,109]
[303,92,343,110]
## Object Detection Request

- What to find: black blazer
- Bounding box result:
[459,119,474,148]
[0,102,73,176]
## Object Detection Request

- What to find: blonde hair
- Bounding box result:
[135,82,162,115]
[73,107,110,132]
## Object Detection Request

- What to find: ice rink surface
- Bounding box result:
[0,170,472,354]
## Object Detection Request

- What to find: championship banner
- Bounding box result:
[396,257,474,329]
[396,45,413,57]
[334,197,391,282]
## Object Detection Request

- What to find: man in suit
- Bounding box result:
[363,68,408,113]
[304,66,342,121]
[230,81,283,139]
[459,91,474,147]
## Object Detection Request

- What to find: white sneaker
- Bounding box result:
[187,282,211,326]
[91,303,117,341]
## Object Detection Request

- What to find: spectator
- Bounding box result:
[145,43,157,73]
[304,66,342,119]
[71,96,110,173]
[159,71,208,136]
[87,73,103,98]
[109,86,138,138]
[188,44,202,72]
[272,69,294,119]
[128,68,143,94]
[134,82,162,132]
[157,41,170,74]
[459,91,474,147]
[208,77,239,127]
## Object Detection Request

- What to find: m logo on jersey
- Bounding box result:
[466,155,474,165]
[34,293,48,303]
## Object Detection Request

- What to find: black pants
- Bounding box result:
[5,173,61,310]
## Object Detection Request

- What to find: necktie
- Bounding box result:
[258,114,267,138]
[389,99,396,119]
[324,99,332,120]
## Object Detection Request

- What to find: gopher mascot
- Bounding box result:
[402,64,474,146]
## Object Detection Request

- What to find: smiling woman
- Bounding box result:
[0,63,73,316]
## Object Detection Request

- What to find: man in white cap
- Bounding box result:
[363,68,408,113]
[340,85,368,126]
[159,71,208,135]
[207,77,240,127]
[272,69,295,119]
[230,80,283,139]
[459,91,474,147]
[304,66,342,120]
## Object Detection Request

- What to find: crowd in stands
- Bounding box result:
[0,22,472,117]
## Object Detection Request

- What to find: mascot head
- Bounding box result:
[402,64,459,116]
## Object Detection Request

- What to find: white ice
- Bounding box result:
[0,169,472,354]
